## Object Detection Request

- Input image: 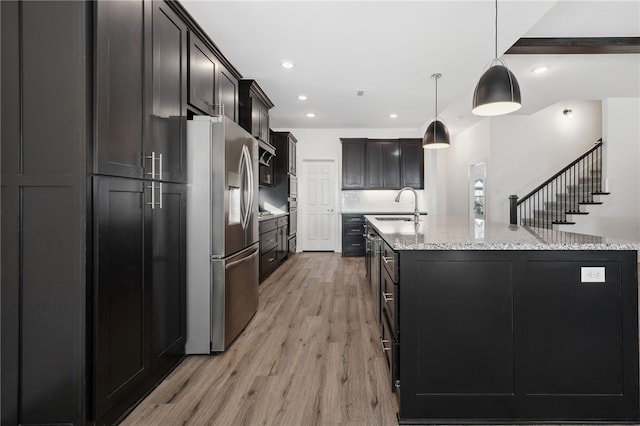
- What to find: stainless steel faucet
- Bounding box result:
[395,187,420,223]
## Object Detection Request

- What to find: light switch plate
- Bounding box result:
[581,266,605,283]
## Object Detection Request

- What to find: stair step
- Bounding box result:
[578,201,603,205]
[592,191,610,195]
[552,220,576,225]
[521,218,553,229]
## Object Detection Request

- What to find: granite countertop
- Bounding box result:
[365,214,640,251]
[258,211,288,222]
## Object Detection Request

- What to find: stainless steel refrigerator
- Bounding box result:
[186,115,259,353]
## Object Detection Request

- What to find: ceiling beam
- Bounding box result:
[506,37,640,54]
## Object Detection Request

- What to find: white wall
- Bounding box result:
[436,100,602,223]
[280,128,424,252]
[569,98,640,240]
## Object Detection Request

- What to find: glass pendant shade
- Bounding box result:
[472,63,521,116]
[422,119,450,149]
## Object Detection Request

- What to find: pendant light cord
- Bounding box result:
[494,0,498,59]
[434,76,438,118]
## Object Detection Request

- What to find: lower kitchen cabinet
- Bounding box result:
[342,214,366,256]
[259,215,289,281]
[93,176,186,424]
[392,249,639,423]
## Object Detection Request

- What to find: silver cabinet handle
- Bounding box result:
[158,152,163,181]
[145,152,161,179]
[381,338,391,352]
[158,182,163,209]
[146,182,160,209]
[383,292,394,303]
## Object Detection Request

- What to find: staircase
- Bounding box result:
[509,139,609,230]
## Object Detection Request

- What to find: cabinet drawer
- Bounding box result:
[343,235,365,250]
[259,218,277,234]
[342,214,365,225]
[382,266,398,340]
[260,229,277,253]
[260,247,277,274]
[382,241,398,283]
[277,216,288,228]
[343,223,365,236]
[381,310,399,393]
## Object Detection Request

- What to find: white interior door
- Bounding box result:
[302,160,335,251]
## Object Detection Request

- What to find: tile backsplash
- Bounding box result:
[341,190,428,213]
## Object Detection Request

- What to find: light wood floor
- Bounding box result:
[122,253,398,425]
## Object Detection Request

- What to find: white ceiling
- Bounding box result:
[181,0,640,135]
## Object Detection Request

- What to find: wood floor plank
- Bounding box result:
[123,253,398,425]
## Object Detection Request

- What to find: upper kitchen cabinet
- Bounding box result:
[341,138,424,190]
[95,0,187,183]
[219,64,238,122]
[400,138,424,189]
[288,134,297,176]
[188,33,217,116]
[95,0,147,179]
[239,80,274,145]
[341,138,366,189]
[365,140,400,189]
[150,1,188,184]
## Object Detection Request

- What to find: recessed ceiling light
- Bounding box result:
[389,113,398,119]
[532,66,548,74]
[297,95,307,101]
[281,61,294,69]
[306,113,316,118]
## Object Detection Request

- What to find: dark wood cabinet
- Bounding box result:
[341,138,366,189]
[93,177,149,421]
[342,214,366,256]
[95,0,187,184]
[95,0,147,179]
[2,2,89,424]
[341,138,424,190]
[259,216,289,281]
[150,182,187,374]
[151,1,187,184]
[288,136,297,175]
[398,249,639,423]
[219,65,238,122]
[365,140,400,189]
[239,80,274,145]
[400,139,424,189]
[188,33,217,116]
[93,177,186,424]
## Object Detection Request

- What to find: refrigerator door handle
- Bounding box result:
[225,245,259,270]
[239,145,253,230]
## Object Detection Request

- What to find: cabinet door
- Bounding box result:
[219,65,238,122]
[259,105,270,144]
[341,139,366,189]
[367,141,400,189]
[151,182,186,375]
[150,1,187,183]
[288,136,297,176]
[381,141,401,189]
[365,142,383,188]
[93,176,150,419]
[400,139,424,189]
[188,33,217,116]
[95,0,146,178]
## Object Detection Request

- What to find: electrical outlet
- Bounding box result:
[581,267,605,283]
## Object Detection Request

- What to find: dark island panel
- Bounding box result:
[399,249,639,424]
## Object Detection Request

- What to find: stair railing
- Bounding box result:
[509,139,603,229]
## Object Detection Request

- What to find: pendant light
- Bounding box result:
[423,73,450,149]
[472,0,521,116]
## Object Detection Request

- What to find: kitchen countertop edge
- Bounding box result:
[365,215,640,252]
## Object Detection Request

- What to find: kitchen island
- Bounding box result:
[365,215,640,424]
